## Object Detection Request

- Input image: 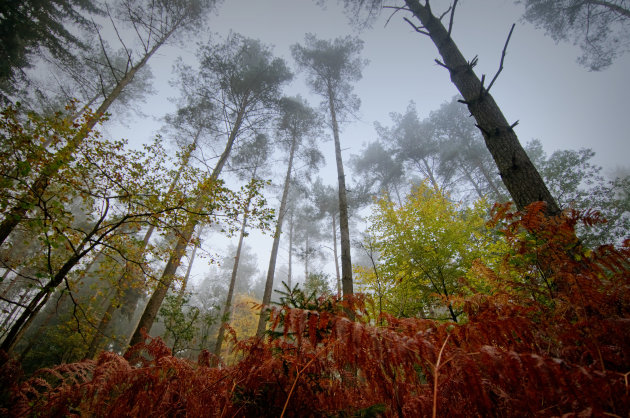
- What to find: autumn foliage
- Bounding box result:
[2,202,629,417]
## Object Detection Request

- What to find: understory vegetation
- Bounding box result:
[2,203,628,417]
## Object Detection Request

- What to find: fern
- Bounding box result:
[2,203,629,416]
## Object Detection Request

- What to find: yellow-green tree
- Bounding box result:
[356,183,503,321]
[220,293,260,365]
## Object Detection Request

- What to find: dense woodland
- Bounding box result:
[0,0,629,416]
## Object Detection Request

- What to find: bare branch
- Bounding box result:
[448,0,459,36]
[382,5,411,11]
[104,4,133,68]
[486,23,515,93]
[403,17,430,36]
[384,6,408,27]
[0,295,29,309]
[93,20,121,84]
[434,59,451,71]
[438,5,452,21]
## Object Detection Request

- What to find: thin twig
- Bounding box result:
[384,6,406,27]
[280,345,329,418]
[438,5,452,21]
[403,17,430,36]
[0,295,29,309]
[434,59,450,70]
[432,334,451,418]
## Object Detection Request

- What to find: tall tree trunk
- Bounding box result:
[85,287,121,359]
[405,0,560,215]
[327,88,354,297]
[456,159,486,200]
[0,268,17,300]
[392,183,403,207]
[287,210,294,288]
[420,158,440,192]
[17,290,69,361]
[332,214,341,299]
[476,160,503,199]
[0,32,174,248]
[127,103,247,349]
[177,235,199,301]
[0,290,28,337]
[214,174,256,359]
[304,234,310,281]
[256,136,297,337]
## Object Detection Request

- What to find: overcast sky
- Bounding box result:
[133,0,630,168]
[107,0,630,285]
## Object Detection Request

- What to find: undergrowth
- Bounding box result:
[1,202,628,417]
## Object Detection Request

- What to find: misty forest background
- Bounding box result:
[0,0,629,416]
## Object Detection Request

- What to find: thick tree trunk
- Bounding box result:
[256,135,297,337]
[405,0,560,215]
[214,179,255,359]
[327,89,354,296]
[0,36,170,248]
[127,103,246,349]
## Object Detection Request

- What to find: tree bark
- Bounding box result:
[405,0,560,215]
[327,88,354,296]
[256,135,297,337]
[127,101,247,349]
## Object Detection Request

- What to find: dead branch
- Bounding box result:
[383,5,410,27]
[404,17,430,35]
[486,23,515,93]
[434,59,452,71]
[448,0,459,36]
[438,5,452,22]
